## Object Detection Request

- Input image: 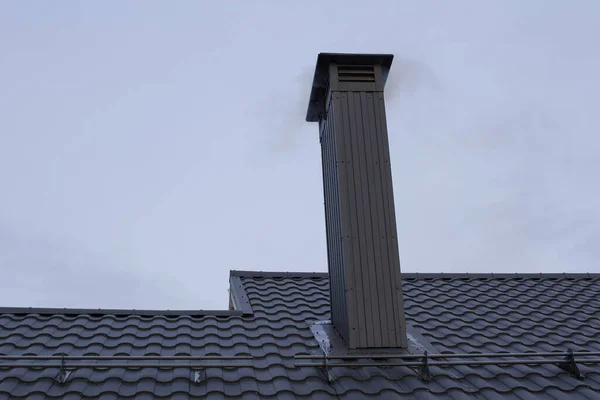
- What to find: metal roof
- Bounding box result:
[1,272,599,399]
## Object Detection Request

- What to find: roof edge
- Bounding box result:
[401,272,600,280]
[229,276,253,315]
[230,270,329,278]
[230,270,600,280]
[0,307,244,317]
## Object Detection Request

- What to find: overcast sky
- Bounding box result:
[1,1,599,310]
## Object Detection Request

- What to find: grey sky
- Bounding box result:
[1,1,599,310]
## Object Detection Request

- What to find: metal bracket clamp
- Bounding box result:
[56,353,72,384]
[418,351,432,381]
[319,340,333,383]
[557,349,584,380]
[193,369,206,383]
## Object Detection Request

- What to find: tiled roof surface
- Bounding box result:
[1,272,599,399]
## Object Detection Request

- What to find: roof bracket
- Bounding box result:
[318,341,335,383]
[418,351,432,381]
[320,354,331,382]
[557,349,584,380]
[55,353,73,384]
[193,368,206,384]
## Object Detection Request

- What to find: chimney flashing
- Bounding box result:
[306,53,394,122]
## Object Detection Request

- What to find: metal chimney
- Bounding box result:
[306,53,408,349]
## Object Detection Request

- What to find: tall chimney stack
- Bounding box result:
[306,53,407,349]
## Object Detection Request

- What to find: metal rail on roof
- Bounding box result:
[294,349,598,381]
[0,355,253,369]
[0,354,254,384]
[294,351,600,360]
[0,355,252,361]
[0,363,252,368]
[294,359,600,367]
[2,350,598,383]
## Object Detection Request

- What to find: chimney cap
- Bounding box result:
[305,53,394,122]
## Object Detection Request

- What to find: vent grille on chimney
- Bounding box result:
[337,65,375,82]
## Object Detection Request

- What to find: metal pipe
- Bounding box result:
[0,363,252,369]
[0,355,252,361]
[295,358,600,368]
[294,351,600,360]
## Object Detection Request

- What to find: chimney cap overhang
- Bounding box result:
[305,53,394,122]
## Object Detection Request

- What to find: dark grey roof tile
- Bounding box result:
[204,377,227,395]
[277,392,304,400]
[46,382,78,398]
[187,380,207,398]
[0,377,20,394]
[516,390,547,400]
[169,393,192,400]
[572,387,600,399]
[2,274,600,398]
[23,392,48,400]
[239,393,262,400]
[272,375,296,393]
[3,379,41,397]
[153,379,190,397]
[223,379,250,398]
[96,393,120,400]
[475,388,511,399]
[237,376,260,393]
[132,393,156,400]
[399,390,440,400]
[62,376,90,393]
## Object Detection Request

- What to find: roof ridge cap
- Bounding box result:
[230,270,329,278]
[401,272,600,279]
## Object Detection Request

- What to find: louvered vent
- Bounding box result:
[337,65,375,82]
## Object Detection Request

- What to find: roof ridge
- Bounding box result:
[401,272,600,279]
[0,307,242,317]
[230,270,600,280]
[230,270,329,278]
